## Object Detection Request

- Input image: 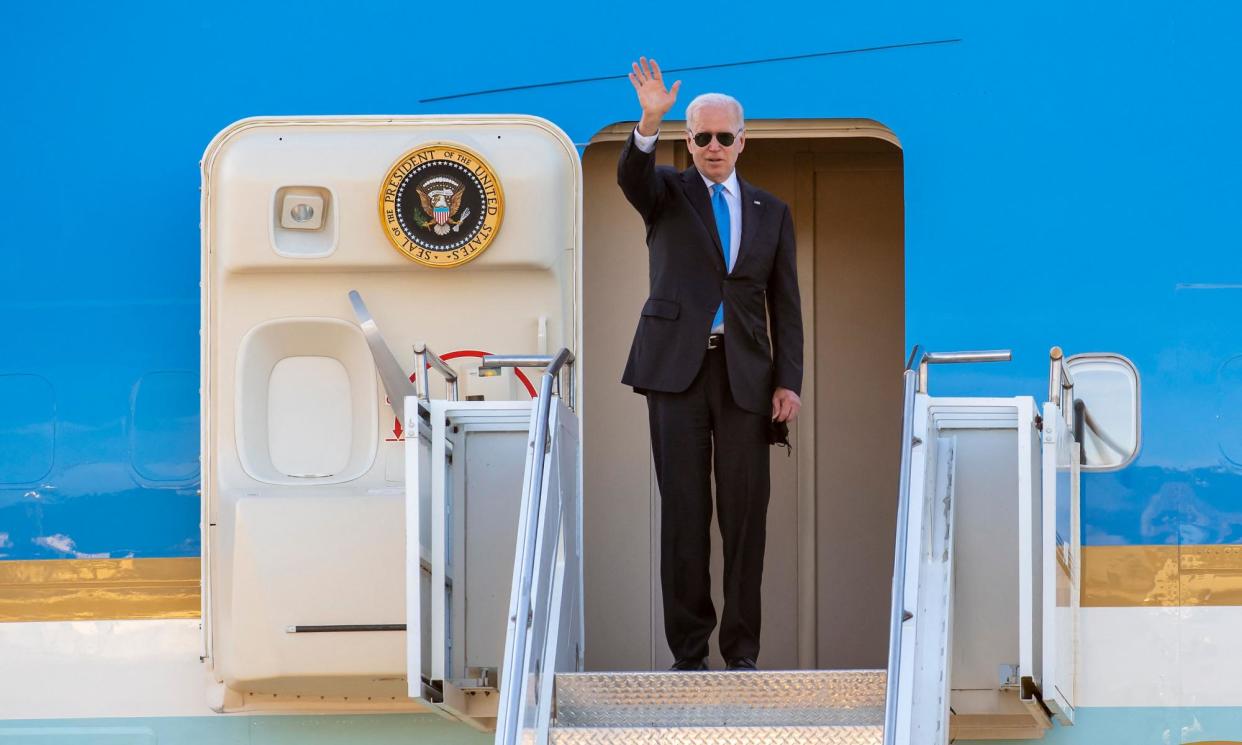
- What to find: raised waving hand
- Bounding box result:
[629,57,681,136]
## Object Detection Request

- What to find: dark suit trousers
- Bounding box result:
[647,342,771,662]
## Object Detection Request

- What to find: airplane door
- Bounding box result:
[199,115,580,715]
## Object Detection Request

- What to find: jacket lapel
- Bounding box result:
[680,167,726,272]
[736,177,761,275]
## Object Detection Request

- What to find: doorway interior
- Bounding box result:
[581,120,905,672]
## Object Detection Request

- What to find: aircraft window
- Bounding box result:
[235,317,378,485]
[0,374,55,484]
[131,371,200,482]
[1218,354,1242,468]
[1065,353,1140,470]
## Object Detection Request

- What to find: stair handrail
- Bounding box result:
[494,346,575,745]
[883,359,920,745]
[481,353,577,410]
[916,349,1013,393]
[886,347,1013,745]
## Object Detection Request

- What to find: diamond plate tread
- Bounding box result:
[549,725,883,745]
[554,670,885,727]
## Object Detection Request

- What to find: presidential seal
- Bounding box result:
[378,143,504,268]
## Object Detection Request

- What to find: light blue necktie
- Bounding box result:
[711,183,730,330]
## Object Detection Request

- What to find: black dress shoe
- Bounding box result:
[670,657,708,671]
[726,656,757,671]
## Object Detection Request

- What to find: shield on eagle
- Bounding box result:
[416,177,467,236]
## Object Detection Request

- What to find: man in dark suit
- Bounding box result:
[619,57,803,671]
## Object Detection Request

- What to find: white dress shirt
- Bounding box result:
[633,128,741,333]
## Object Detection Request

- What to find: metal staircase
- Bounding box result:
[486,345,1089,745]
[547,670,886,744]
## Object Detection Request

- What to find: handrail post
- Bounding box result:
[1048,347,1063,408]
[414,347,429,401]
[1049,346,1075,427]
[414,343,459,402]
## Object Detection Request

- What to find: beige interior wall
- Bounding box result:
[581,140,663,670]
[812,151,905,669]
[721,143,813,673]
[582,127,903,672]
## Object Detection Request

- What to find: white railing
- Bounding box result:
[883,363,919,745]
[352,288,584,728]
[885,347,1013,745]
[494,348,583,745]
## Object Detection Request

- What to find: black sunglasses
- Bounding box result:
[688,130,741,147]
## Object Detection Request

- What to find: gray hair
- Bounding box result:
[685,93,745,131]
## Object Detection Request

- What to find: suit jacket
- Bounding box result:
[617,132,803,415]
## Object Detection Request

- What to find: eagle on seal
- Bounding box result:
[415,179,469,236]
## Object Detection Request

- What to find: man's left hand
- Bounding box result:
[771,388,801,423]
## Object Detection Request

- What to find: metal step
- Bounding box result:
[553,670,886,728]
[549,725,883,745]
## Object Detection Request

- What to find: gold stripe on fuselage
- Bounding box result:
[0,557,199,622]
[1082,544,1242,607]
[3,545,1242,621]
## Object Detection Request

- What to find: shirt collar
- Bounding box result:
[701,170,739,199]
